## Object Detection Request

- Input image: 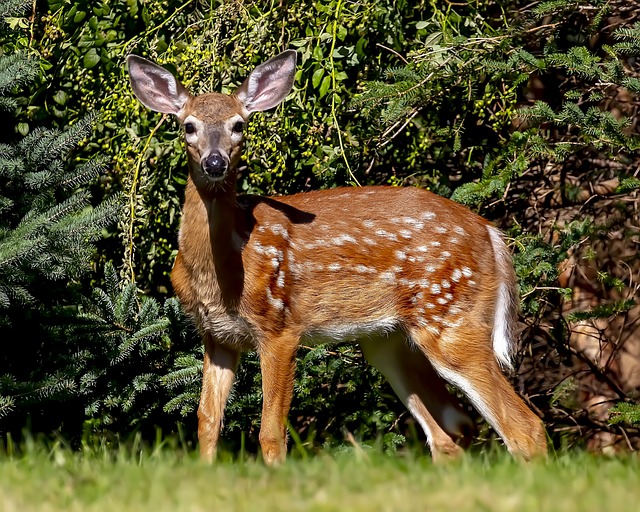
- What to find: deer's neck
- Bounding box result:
[180,177,245,307]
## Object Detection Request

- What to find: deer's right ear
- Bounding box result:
[126,55,190,115]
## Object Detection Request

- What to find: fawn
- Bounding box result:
[127,50,547,464]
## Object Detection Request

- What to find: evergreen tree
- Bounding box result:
[0,7,120,428]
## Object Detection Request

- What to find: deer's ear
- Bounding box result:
[235,50,297,114]
[127,55,190,115]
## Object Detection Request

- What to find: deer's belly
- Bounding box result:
[196,304,255,348]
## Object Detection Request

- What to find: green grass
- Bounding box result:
[1,443,638,512]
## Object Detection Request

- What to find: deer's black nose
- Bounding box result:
[203,154,228,178]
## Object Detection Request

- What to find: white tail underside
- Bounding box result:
[487,226,517,370]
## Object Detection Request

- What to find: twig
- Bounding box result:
[375,43,409,65]
[568,345,627,400]
[329,0,360,187]
[126,115,167,281]
[379,109,420,148]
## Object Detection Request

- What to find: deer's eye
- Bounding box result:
[232,121,245,134]
[184,122,195,134]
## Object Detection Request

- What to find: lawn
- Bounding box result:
[1,443,638,512]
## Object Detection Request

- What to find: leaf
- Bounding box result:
[319,75,332,98]
[312,68,324,88]
[424,31,443,47]
[83,49,101,69]
[416,21,429,30]
[53,90,67,105]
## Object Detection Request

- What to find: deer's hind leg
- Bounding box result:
[359,330,474,462]
[409,324,547,460]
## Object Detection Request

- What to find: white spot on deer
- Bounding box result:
[276,270,286,288]
[399,278,417,288]
[427,325,441,335]
[418,279,431,288]
[403,217,425,230]
[443,318,463,329]
[448,304,462,315]
[379,271,396,283]
[440,251,451,260]
[363,237,377,246]
[451,268,462,282]
[270,224,289,240]
[407,256,416,263]
[260,246,278,258]
[416,317,429,327]
[450,237,459,244]
[435,226,447,234]
[437,297,449,305]
[258,225,267,233]
[444,292,453,301]
[425,264,437,273]
[328,263,342,271]
[430,241,441,247]
[333,234,357,246]
[416,245,428,253]
[376,229,398,241]
[270,258,279,269]
[355,264,377,274]
[430,283,441,294]
[469,280,476,286]
[425,302,436,309]
[462,266,473,278]
[441,279,451,289]
[394,250,407,261]
[399,229,413,239]
[363,220,375,229]
[266,288,284,311]
[454,226,466,236]
[421,211,436,220]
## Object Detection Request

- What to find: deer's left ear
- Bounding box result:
[235,50,297,114]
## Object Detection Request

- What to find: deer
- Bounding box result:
[126,49,547,465]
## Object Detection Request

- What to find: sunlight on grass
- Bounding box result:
[0,442,638,512]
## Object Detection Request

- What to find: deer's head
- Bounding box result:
[127,51,297,191]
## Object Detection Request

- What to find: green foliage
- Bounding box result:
[609,402,640,426]
[566,300,636,322]
[63,263,195,437]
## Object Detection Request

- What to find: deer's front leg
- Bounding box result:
[198,335,240,462]
[258,332,299,466]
